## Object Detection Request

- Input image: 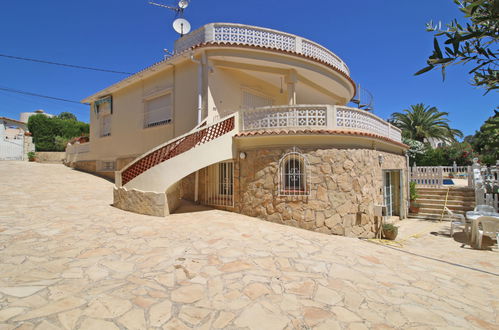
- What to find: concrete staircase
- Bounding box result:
[409,187,475,221]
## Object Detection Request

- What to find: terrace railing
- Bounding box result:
[174,23,350,75]
[410,165,473,188]
[240,105,402,143]
[120,115,236,186]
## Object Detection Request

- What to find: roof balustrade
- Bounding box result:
[174,23,350,75]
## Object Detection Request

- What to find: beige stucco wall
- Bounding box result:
[207,59,343,121]
[87,61,198,164]
[78,46,353,167]
[208,68,288,118]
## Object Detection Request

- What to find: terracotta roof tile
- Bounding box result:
[235,129,408,148]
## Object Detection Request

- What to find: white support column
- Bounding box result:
[190,51,205,125]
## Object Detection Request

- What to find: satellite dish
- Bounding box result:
[173,18,191,36]
[178,0,189,9]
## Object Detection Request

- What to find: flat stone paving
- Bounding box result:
[0,161,498,330]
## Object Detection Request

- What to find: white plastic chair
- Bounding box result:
[474,205,495,214]
[445,207,468,237]
[475,216,499,249]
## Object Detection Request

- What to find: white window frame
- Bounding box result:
[100,114,112,137]
[94,96,112,116]
[278,149,310,196]
[143,90,173,129]
[241,87,274,109]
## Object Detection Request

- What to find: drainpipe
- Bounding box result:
[166,63,176,137]
[190,52,205,203]
[190,52,205,125]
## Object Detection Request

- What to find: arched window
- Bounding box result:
[279,150,309,196]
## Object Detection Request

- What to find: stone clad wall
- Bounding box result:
[236,147,407,238]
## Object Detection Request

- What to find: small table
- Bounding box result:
[466,211,499,248]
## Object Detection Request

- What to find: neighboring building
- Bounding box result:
[20,109,54,123]
[66,23,408,238]
[0,117,35,161]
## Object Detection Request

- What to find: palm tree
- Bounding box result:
[390,103,463,143]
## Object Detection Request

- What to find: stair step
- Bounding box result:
[410,210,466,217]
[417,187,473,191]
[408,214,451,221]
[417,191,474,196]
[417,204,473,210]
[418,207,470,214]
[416,197,475,202]
[416,195,475,201]
[416,198,474,205]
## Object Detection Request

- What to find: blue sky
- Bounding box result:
[0,0,496,137]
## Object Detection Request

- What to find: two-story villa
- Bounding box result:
[66,23,408,238]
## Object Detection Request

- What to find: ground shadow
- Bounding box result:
[174,199,214,214]
[69,167,115,183]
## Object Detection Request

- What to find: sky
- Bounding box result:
[0,0,496,137]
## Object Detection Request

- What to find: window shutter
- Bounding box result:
[144,94,172,128]
[101,115,111,137]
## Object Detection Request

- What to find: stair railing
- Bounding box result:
[120,114,237,186]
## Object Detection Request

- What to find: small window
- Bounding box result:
[94,96,112,115]
[279,150,310,196]
[100,114,112,137]
[144,93,172,128]
[99,161,115,172]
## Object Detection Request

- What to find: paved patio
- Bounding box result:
[0,161,498,329]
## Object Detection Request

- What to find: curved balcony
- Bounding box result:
[239,105,402,143]
[174,23,350,75]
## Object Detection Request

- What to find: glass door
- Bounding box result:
[384,171,393,216]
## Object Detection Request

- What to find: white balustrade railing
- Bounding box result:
[335,106,401,141]
[240,105,402,143]
[410,165,474,188]
[242,105,328,131]
[66,143,90,155]
[174,23,350,75]
[410,166,444,188]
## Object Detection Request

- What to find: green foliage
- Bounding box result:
[27,151,36,160]
[382,223,398,231]
[468,110,499,164]
[410,181,419,201]
[57,112,78,121]
[390,103,463,143]
[414,142,477,166]
[416,0,498,93]
[403,138,426,163]
[27,113,89,152]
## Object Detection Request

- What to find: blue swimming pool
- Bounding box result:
[443,179,454,185]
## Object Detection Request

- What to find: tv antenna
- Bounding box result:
[149,1,192,36]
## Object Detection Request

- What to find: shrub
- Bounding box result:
[409,181,418,201]
[28,113,89,151]
[382,223,398,232]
